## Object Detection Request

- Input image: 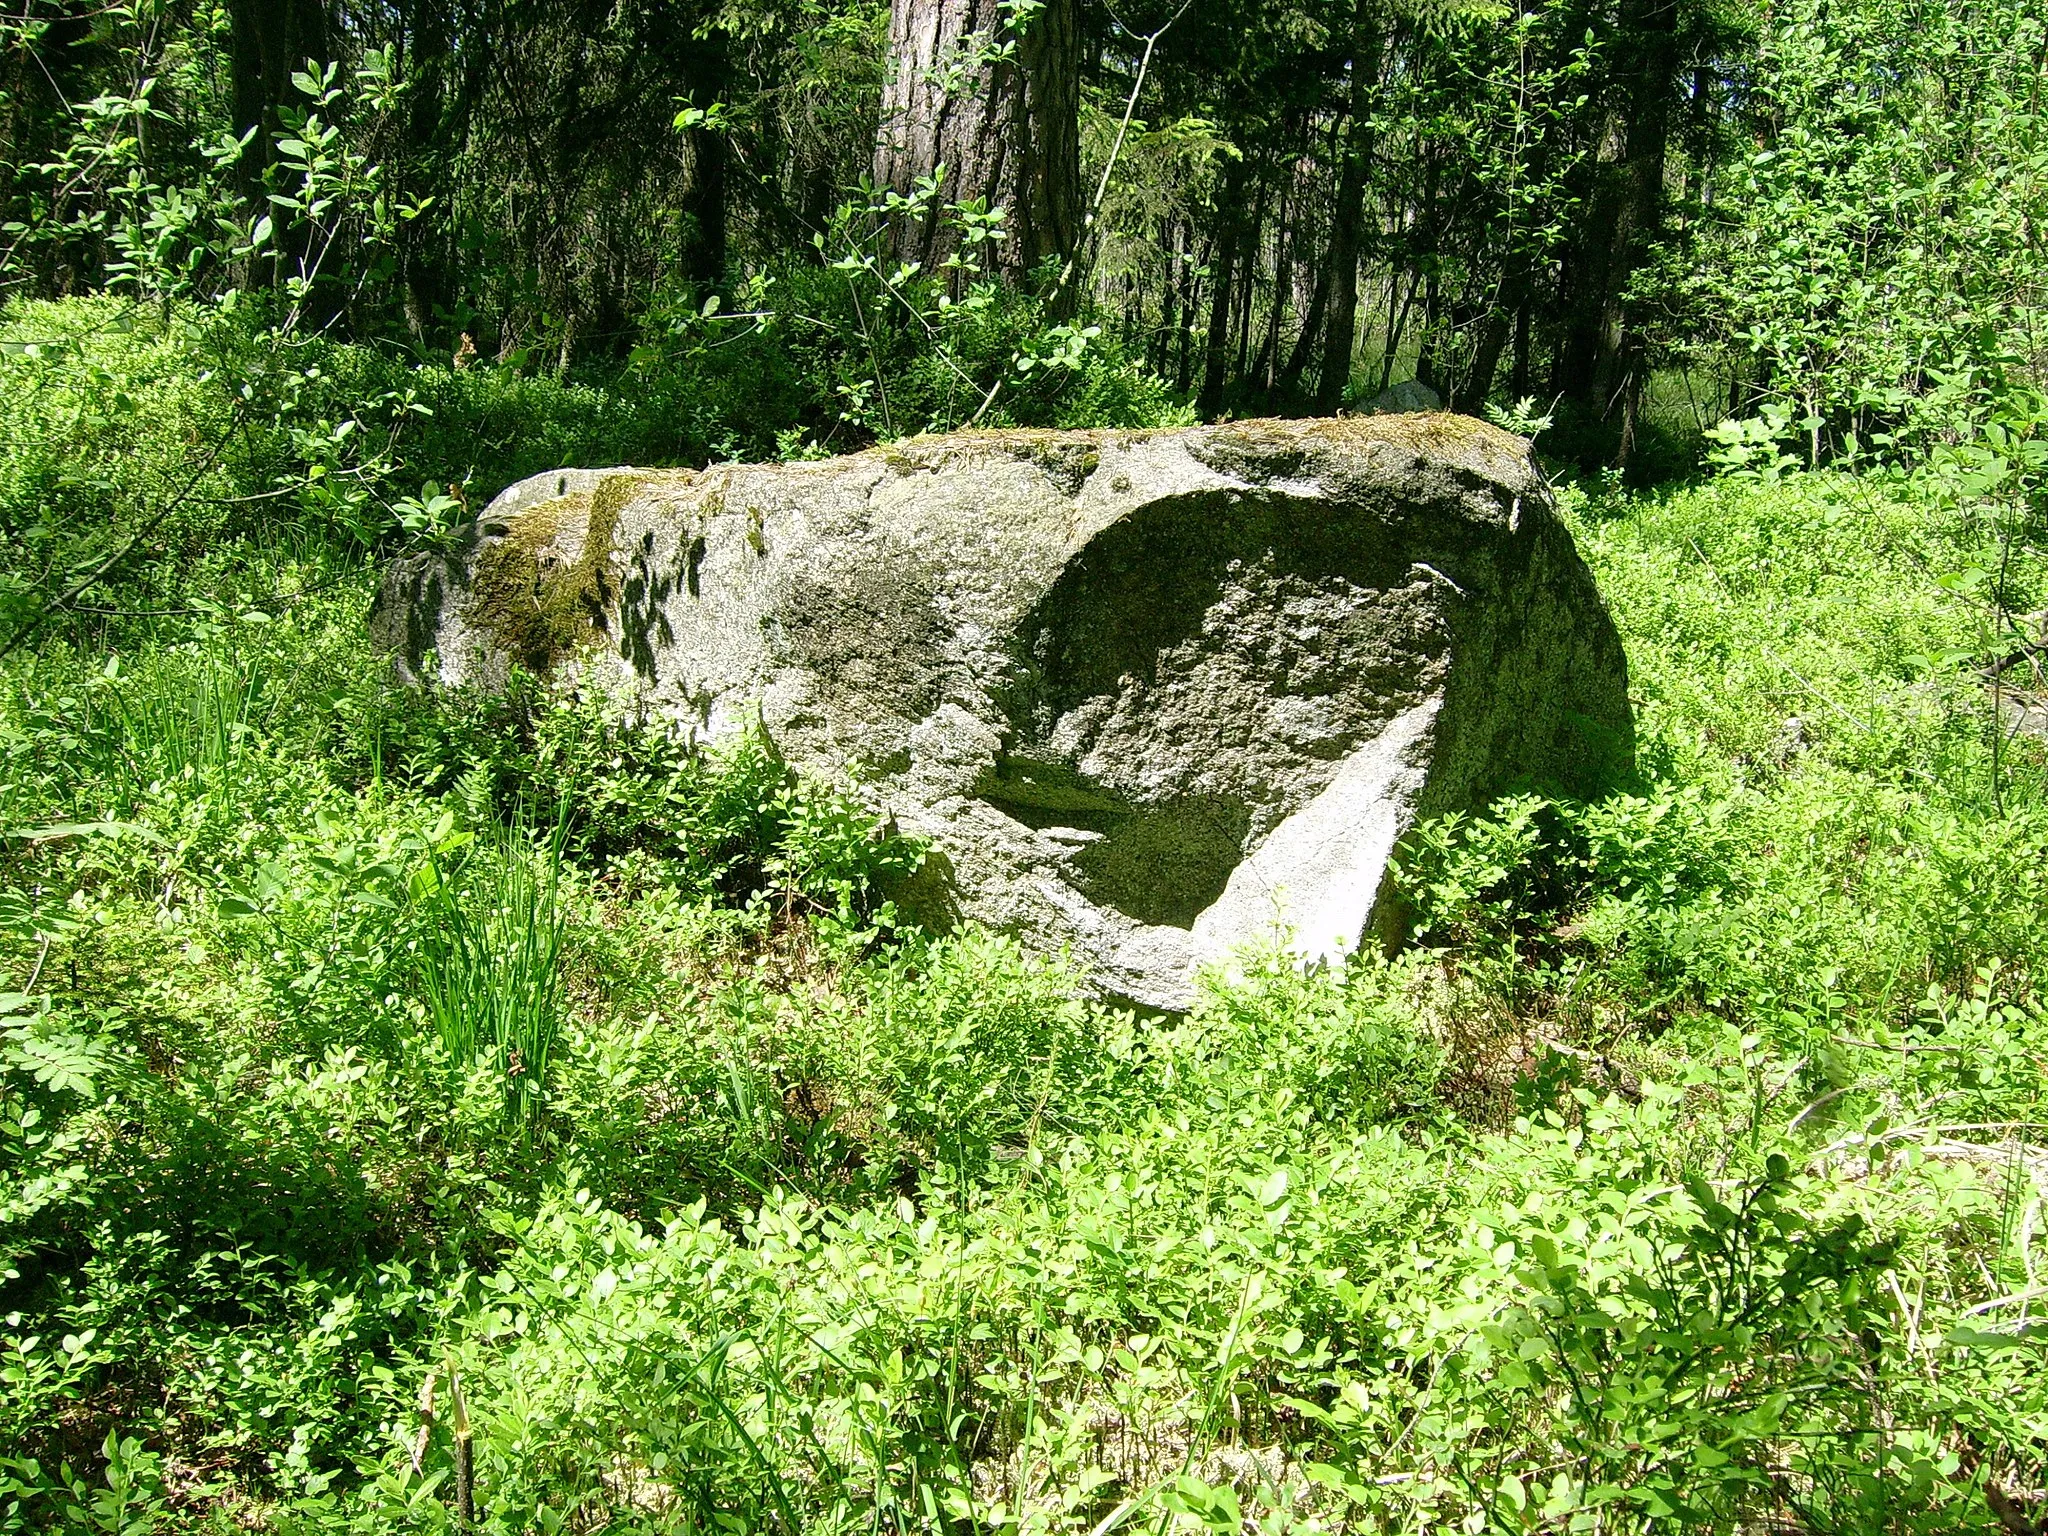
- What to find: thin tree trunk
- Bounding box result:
[1234,170,1267,381]
[1381,263,1422,395]
[1156,217,1180,375]
[1199,158,1248,416]
[1176,292,1197,395]
[1316,12,1380,412]
[1259,176,1292,396]
[1415,269,1444,393]
[1510,301,1532,399]
[1279,258,1331,391]
[1462,307,1511,411]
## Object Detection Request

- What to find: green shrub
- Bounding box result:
[0,288,1188,663]
[1172,947,1447,1127]
[412,810,568,1133]
[370,676,923,918]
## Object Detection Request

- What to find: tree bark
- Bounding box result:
[1316,11,1379,412]
[1510,300,1532,399]
[677,33,729,287]
[1594,0,1679,442]
[227,0,334,312]
[227,0,332,187]
[1256,176,1292,397]
[1381,261,1422,395]
[1279,258,1331,392]
[871,0,1080,285]
[1460,306,1511,410]
[1199,157,1249,417]
[1234,169,1267,379]
[394,0,459,345]
[1556,0,1678,423]
[1155,217,1180,375]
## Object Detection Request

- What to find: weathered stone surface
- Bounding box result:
[372,416,1631,1009]
[1365,378,1442,415]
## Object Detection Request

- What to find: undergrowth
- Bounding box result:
[0,327,2044,1533]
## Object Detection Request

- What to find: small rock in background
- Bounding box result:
[1363,378,1443,415]
[1770,714,1810,765]
[1987,610,2047,741]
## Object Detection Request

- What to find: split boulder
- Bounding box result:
[372,415,1630,1010]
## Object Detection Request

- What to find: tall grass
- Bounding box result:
[78,648,271,806]
[415,808,568,1132]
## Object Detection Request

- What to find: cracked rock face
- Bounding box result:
[371,415,1631,1010]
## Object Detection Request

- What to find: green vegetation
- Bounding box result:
[0,309,2042,1530]
[3,0,2046,1528]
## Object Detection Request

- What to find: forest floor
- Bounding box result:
[1,321,2045,1532]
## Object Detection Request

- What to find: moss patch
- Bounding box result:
[1191,413,1524,490]
[879,430,1123,493]
[976,756,1134,820]
[465,472,644,671]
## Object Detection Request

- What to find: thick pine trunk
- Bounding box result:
[871,0,1080,285]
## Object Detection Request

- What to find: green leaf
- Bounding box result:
[4,821,167,847]
[4,1030,107,1098]
[1947,1323,2048,1350]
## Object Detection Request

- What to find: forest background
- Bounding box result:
[1,0,2047,1532]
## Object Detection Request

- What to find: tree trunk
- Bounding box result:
[227,0,332,188]
[396,0,458,346]
[1593,0,1678,449]
[1177,226,1212,395]
[1510,301,1532,399]
[871,0,1080,285]
[0,9,94,289]
[228,0,334,311]
[1279,257,1331,392]
[1414,268,1444,393]
[1257,177,1292,397]
[1461,307,1511,411]
[1155,217,1180,375]
[1234,171,1266,380]
[1557,0,1678,423]
[1200,158,1249,417]
[1316,11,1379,412]
[1381,262,1422,395]
[677,34,729,288]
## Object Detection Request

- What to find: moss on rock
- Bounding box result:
[464,472,644,672]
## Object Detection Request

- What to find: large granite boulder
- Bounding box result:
[373,416,1630,1010]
